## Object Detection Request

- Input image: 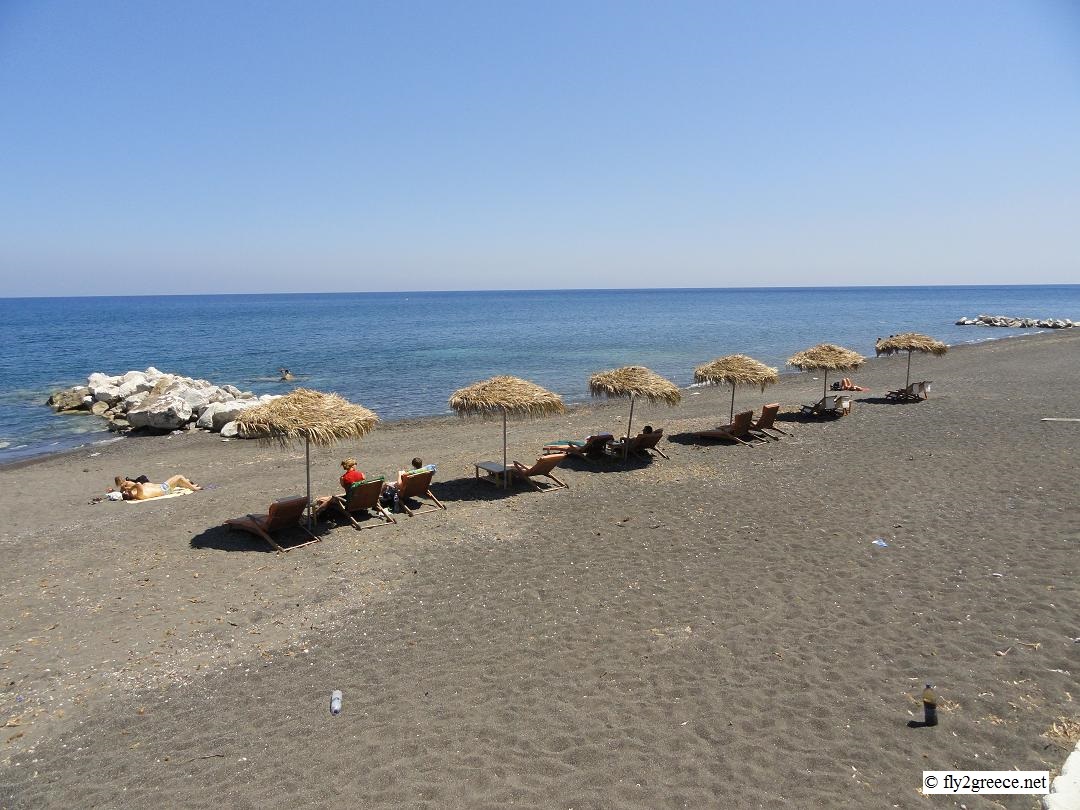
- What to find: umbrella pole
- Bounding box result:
[625,395,635,459]
[502,408,508,490]
[906,351,912,388]
[823,371,828,400]
[305,437,313,529]
[730,385,736,424]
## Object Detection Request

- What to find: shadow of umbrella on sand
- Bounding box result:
[693,354,779,423]
[875,332,947,389]
[449,376,565,489]
[236,388,378,527]
[587,366,682,458]
[787,343,867,400]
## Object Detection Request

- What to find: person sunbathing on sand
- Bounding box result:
[113,475,202,500]
[831,378,868,392]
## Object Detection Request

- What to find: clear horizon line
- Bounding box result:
[4,281,1079,301]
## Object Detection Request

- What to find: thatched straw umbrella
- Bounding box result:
[694,354,779,423]
[448,376,565,488]
[787,343,866,399]
[587,366,682,457]
[875,332,947,388]
[236,388,378,526]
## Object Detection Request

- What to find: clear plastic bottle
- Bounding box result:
[330,690,342,716]
[922,683,937,726]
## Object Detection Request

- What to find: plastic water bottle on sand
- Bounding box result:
[330,690,342,716]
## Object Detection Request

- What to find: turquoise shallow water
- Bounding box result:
[1,285,1077,464]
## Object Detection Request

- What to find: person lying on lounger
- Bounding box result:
[112,474,202,500]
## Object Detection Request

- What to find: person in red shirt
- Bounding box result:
[339,457,365,490]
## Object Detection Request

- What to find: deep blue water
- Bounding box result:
[1,285,1077,464]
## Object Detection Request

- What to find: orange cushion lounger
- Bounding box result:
[325,477,395,530]
[225,495,318,552]
[475,453,568,493]
[750,403,790,440]
[394,468,446,516]
[688,410,763,446]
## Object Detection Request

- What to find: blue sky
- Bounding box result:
[2,1,1078,295]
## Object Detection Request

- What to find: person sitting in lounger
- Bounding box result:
[113,474,202,500]
[339,457,366,490]
[381,457,436,508]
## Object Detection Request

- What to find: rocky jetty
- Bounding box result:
[47,368,280,437]
[956,314,1076,328]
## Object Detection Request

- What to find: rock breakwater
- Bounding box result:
[47,368,280,437]
[956,314,1075,328]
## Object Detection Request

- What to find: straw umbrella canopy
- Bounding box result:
[694,354,779,423]
[787,343,866,399]
[236,388,378,525]
[588,366,681,456]
[875,332,947,388]
[448,376,565,488]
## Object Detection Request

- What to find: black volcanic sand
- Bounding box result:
[1,331,1078,809]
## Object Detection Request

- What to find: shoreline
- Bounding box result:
[0,328,1055,473]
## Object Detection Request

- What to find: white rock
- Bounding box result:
[207,400,259,430]
[219,420,240,438]
[91,385,122,405]
[87,372,120,388]
[221,384,242,397]
[127,393,194,430]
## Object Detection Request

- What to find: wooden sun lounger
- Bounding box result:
[800,394,852,417]
[885,381,931,402]
[475,453,568,492]
[322,478,395,530]
[542,433,614,461]
[749,403,790,440]
[393,468,446,516]
[603,428,669,459]
[688,410,762,446]
[225,495,318,552]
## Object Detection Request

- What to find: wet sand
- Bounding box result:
[1,331,1078,809]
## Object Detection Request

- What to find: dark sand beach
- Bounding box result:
[1,331,1077,809]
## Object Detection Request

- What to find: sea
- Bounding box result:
[1,285,1078,465]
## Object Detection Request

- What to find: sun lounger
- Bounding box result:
[604,428,670,459]
[393,468,446,516]
[475,453,568,492]
[542,433,614,461]
[886,381,931,402]
[749,403,790,440]
[320,478,395,530]
[687,410,762,446]
[801,394,852,417]
[225,495,317,552]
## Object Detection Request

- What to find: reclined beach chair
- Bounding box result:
[749,403,790,440]
[687,410,762,446]
[475,453,568,492]
[885,381,932,402]
[321,477,395,530]
[603,428,670,459]
[542,433,614,461]
[225,495,318,552]
[801,394,852,417]
[393,468,446,516]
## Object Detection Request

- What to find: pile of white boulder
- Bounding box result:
[956,314,1075,328]
[47,367,280,438]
